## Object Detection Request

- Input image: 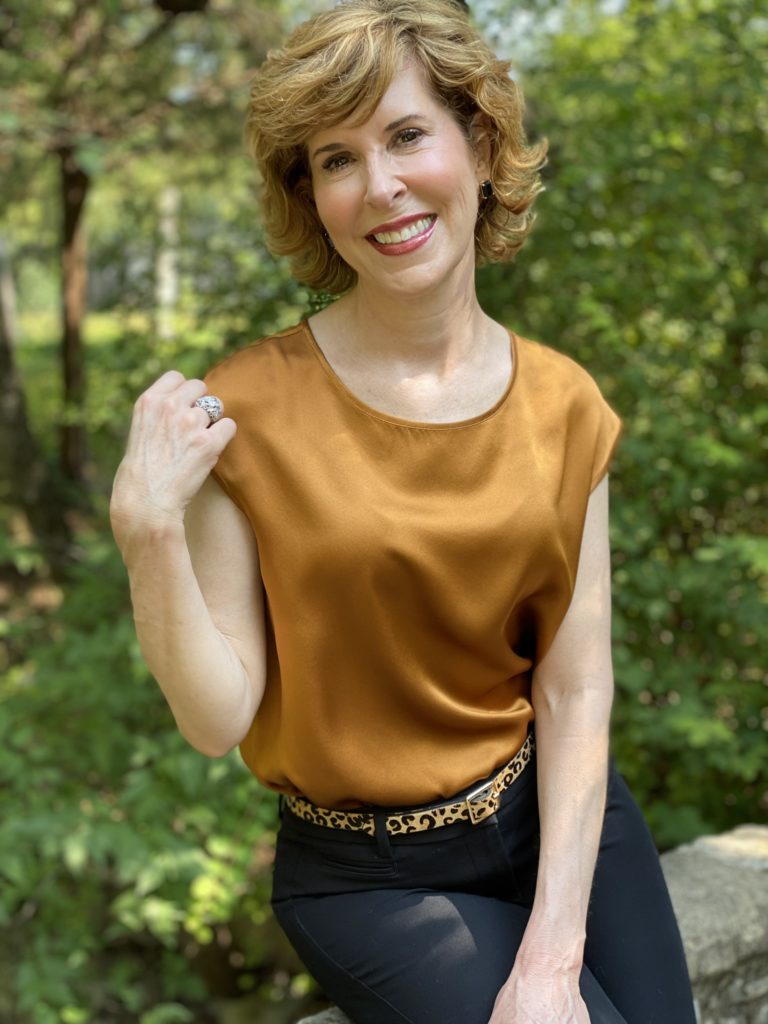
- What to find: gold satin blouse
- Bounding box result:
[205,322,622,808]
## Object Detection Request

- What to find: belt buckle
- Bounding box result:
[465,779,500,825]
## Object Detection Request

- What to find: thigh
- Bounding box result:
[584,765,697,1024]
[274,887,627,1024]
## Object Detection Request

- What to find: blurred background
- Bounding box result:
[0,0,765,1020]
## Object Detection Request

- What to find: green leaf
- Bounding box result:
[139,1004,195,1024]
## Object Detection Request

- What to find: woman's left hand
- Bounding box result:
[487,964,590,1024]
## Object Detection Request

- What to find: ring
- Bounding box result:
[194,395,223,424]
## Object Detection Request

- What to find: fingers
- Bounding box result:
[207,416,237,452]
[174,377,209,408]
[142,369,187,396]
[113,369,237,547]
[137,374,206,411]
[132,376,214,440]
[127,371,233,457]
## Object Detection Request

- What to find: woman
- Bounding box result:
[110,1,697,1021]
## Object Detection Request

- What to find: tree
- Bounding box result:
[477,0,767,843]
[0,244,73,569]
[0,0,282,483]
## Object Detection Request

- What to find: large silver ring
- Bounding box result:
[194,395,223,424]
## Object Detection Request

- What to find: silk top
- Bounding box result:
[205,321,622,808]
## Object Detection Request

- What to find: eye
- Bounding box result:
[394,127,424,146]
[321,153,352,173]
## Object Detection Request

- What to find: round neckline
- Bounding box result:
[300,320,518,430]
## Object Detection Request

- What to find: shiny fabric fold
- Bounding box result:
[205,322,621,808]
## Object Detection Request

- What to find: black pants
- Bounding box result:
[271,756,696,1024]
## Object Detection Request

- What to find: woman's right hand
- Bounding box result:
[110,371,237,557]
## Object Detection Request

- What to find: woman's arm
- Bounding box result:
[489,475,614,1023]
[111,371,267,757]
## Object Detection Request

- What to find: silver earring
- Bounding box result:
[479,180,494,200]
[323,229,335,250]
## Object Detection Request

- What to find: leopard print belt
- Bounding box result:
[284,733,535,837]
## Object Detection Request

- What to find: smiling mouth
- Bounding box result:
[368,215,436,245]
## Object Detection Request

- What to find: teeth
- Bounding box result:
[373,216,434,244]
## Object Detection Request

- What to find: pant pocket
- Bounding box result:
[272,830,400,899]
[320,849,399,879]
[490,772,540,902]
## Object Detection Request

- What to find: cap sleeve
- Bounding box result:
[518,341,624,664]
[203,349,257,520]
[589,394,623,491]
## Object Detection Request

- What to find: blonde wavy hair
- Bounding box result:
[246,0,548,294]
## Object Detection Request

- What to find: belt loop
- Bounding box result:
[373,810,392,858]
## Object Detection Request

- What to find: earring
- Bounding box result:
[322,229,335,251]
[479,180,494,200]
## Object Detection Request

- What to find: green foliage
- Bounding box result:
[477,0,767,845]
[1,0,766,1020]
[0,529,287,1020]
[3,298,307,1021]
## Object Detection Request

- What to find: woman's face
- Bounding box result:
[307,62,489,301]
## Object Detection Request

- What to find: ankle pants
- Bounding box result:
[270,756,697,1024]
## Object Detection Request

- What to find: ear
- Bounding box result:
[469,111,492,180]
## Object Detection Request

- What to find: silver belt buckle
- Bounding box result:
[465,780,500,825]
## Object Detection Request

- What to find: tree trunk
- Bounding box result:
[154,183,181,342]
[0,236,72,570]
[0,236,18,347]
[0,235,28,491]
[59,145,90,483]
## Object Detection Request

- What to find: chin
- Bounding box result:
[372,261,470,299]
[355,247,457,287]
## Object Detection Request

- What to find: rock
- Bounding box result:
[661,824,768,1024]
[297,1011,353,1024]
[297,825,768,1024]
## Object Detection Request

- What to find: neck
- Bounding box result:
[333,273,492,375]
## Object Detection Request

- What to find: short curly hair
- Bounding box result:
[246,0,548,294]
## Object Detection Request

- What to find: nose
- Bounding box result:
[363,152,406,208]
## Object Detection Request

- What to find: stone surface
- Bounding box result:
[297,1011,352,1024]
[661,825,768,1024]
[297,825,768,1024]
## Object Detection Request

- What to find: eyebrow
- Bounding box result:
[310,113,426,161]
